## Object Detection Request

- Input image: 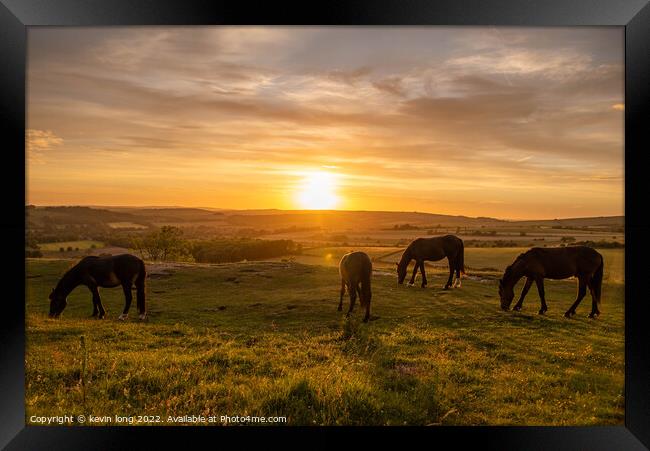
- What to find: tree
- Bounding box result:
[132,226,192,261]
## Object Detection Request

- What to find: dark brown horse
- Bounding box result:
[498,246,604,318]
[338,251,372,322]
[396,235,465,289]
[49,254,147,320]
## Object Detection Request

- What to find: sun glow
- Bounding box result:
[296,171,339,210]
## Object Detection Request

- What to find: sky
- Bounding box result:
[27,27,624,219]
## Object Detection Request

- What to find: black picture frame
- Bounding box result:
[1,0,648,449]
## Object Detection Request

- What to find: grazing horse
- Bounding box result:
[48,254,147,320]
[498,246,604,318]
[396,235,465,289]
[338,251,372,322]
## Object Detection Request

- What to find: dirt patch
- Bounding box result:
[148,273,172,280]
[202,306,227,312]
[239,268,260,273]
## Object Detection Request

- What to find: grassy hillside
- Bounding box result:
[25,251,624,426]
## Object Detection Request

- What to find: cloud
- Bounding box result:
[372,77,406,97]
[25,27,624,218]
[26,129,63,151]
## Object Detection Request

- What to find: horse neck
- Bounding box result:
[56,267,82,297]
[504,260,526,288]
[398,248,412,267]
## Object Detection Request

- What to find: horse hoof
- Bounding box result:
[513,306,521,312]
[564,311,573,318]
[538,309,546,315]
[337,306,342,312]
[118,314,128,321]
[138,314,147,321]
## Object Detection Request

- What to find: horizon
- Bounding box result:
[27,27,624,220]
[25,203,624,222]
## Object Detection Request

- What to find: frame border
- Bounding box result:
[1,1,648,449]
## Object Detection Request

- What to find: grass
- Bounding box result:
[38,240,105,251]
[25,250,624,426]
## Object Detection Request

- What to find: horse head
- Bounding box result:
[396,261,407,285]
[498,275,515,311]
[48,288,67,318]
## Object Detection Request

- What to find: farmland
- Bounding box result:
[25,247,624,426]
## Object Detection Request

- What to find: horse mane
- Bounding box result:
[54,261,84,294]
[503,250,532,280]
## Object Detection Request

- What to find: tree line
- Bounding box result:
[130,226,301,263]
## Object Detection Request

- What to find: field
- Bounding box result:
[25,248,624,426]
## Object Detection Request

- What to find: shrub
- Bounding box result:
[573,240,624,249]
[191,238,300,264]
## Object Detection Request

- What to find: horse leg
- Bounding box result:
[91,286,105,319]
[444,259,454,289]
[453,265,462,288]
[535,278,548,315]
[363,296,371,323]
[346,281,357,317]
[408,261,419,286]
[338,279,345,312]
[419,261,427,288]
[513,277,533,311]
[88,286,99,317]
[565,277,587,318]
[587,279,601,319]
[119,283,133,320]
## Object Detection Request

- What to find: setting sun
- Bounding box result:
[296,171,339,210]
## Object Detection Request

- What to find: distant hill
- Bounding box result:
[222,210,507,229]
[26,206,143,228]
[26,205,624,231]
[106,207,224,223]
[513,216,624,227]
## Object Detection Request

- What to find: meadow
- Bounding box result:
[25,248,624,426]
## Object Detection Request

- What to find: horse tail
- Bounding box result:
[591,255,604,304]
[135,260,147,314]
[457,239,466,275]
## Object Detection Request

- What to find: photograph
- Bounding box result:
[25,25,625,427]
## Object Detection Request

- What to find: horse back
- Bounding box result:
[339,252,372,283]
[409,235,462,261]
[529,246,602,279]
[80,254,144,286]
